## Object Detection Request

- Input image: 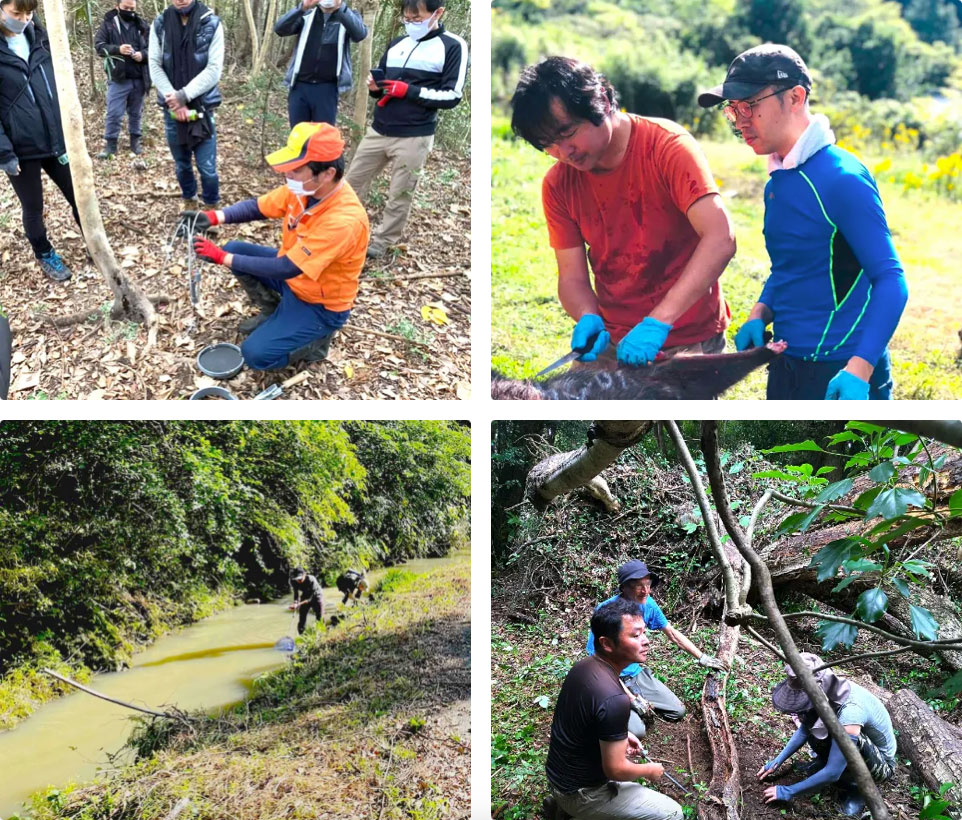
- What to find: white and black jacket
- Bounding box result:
[370,23,468,138]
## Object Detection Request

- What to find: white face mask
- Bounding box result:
[286,177,317,196]
[404,13,435,41]
[2,11,29,33]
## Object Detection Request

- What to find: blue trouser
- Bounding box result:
[104,78,146,140]
[767,349,893,400]
[288,81,339,127]
[225,241,350,371]
[164,113,219,205]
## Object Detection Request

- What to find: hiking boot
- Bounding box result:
[37,249,72,282]
[541,796,570,820]
[288,333,333,365]
[236,274,280,332]
[130,135,143,155]
[366,241,387,259]
[837,784,867,818]
[95,139,118,159]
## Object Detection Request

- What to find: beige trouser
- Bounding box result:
[345,127,434,250]
[552,782,683,820]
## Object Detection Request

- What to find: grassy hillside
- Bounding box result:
[21,558,471,820]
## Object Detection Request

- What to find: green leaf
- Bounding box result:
[816,619,858,651]
[920,796,951,820]
[729,461,744,474]
[816,478,854,503]
[534,695,550,708]
[833,574,859,593]
[866,487,927,520]
[810,538,860,583]
[826,430,862,445]
[842,559,881,574]
[853,486,884,511]
[939,672,962,696]
[892,432,919,446]
[847,422,886,435]
[775,511,809,535]
[891,577,911,598]
[814,466,836,476]
[869,516,932,545]
[868,462,896,483]
[797,504,825,533]
[738,515,751,528]
[762,440,827,454]
[909,604,939,641]
[856,588,888,623]
[845,451,875,470]
[903,560,933,579]
[949,489,962,519]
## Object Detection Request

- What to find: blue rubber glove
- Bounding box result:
[734,318,765,351]
[825,369,870,400]
[616,316,672,366]
[571,313,610,362]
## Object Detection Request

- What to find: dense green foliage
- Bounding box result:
[0,421,470,685]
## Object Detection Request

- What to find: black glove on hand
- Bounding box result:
[178,210,213,233]
[1,158,20,176]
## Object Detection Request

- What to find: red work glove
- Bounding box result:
[193,235,227,265]
[376,79,411,107]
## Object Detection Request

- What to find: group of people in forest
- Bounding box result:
[0,0,466,370]
[508,45,908,400]
[289,566,370,634]
[544,560,897,820]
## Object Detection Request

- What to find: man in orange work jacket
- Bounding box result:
[185,121,369,370]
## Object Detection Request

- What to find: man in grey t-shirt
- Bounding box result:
[756,653,896,818]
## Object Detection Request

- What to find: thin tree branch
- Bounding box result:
[753,611,962,650]
[745,625,787,662]
[810,646,917,673]
[770,490,861,516]
[700,421,889,820]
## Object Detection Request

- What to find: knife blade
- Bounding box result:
[535,332,601,378]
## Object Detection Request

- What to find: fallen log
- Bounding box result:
[887,688,962,804]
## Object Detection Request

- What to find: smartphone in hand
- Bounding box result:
[371,68,386,84]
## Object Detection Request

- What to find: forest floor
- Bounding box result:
[491,123,962,400]
[491,454,962,820]
[0,66,471,400]
[21,558,471,820]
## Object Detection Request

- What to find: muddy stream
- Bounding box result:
[0,557,457,818]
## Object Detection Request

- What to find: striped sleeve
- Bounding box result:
[413,32,467,110]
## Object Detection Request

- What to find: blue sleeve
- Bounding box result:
[274,5,305,36]
[826,170,908,366]
[645,599,668,631]
[221,199,267,225]
[769,725,810,770]
[586,627,596,657]
[230,253,301,281]
[333,5,367,41]
[777,734,852,802]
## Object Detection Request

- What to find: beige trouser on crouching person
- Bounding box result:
[345,128,435,256]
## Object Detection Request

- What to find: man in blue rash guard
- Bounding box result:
[757,653,896,818]
[585,560,728,738]
[698,45,908,400]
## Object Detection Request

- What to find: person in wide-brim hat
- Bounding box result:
[584,558,729,739]
[757,653,897,818]
[178,121,370,372]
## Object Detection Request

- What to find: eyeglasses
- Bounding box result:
[721,88,789,123]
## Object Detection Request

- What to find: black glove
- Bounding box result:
[1,157,20,176]
[178,210,215,233]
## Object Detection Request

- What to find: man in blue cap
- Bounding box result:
[586,559,728,737]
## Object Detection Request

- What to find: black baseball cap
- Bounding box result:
[617,559,660,589]
[698,44,812,108]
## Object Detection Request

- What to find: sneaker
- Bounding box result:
[38,249,72,282]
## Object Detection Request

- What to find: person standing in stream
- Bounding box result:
[289,568,324,634]
[148,0,223,206]
[0,0,82,282]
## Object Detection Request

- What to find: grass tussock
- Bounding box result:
[22,557,471,820]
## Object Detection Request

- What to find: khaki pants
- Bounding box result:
[345,127,434,250]
[552,781,683,820]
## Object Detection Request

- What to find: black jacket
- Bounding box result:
[0,21,66,163]
[369,23,468,137]
[0,314,10,401]
[94,9,150,85]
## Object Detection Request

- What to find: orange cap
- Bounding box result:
[266,122,345,173]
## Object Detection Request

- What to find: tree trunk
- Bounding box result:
[253,0,279,74]
[42,0,157,332]
[888,688,962,804]
[351,0,378,137]
[524,422,651,511]
[85,0,99,101]
[241,0,260,72]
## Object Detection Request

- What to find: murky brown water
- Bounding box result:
[0,557,459,818]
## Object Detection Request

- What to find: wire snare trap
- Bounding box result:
[164,213,209,307]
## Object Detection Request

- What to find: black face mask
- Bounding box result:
[118,9,137,20]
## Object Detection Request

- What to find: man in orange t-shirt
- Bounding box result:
[186,121,369,370]
[510,57,734,367]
